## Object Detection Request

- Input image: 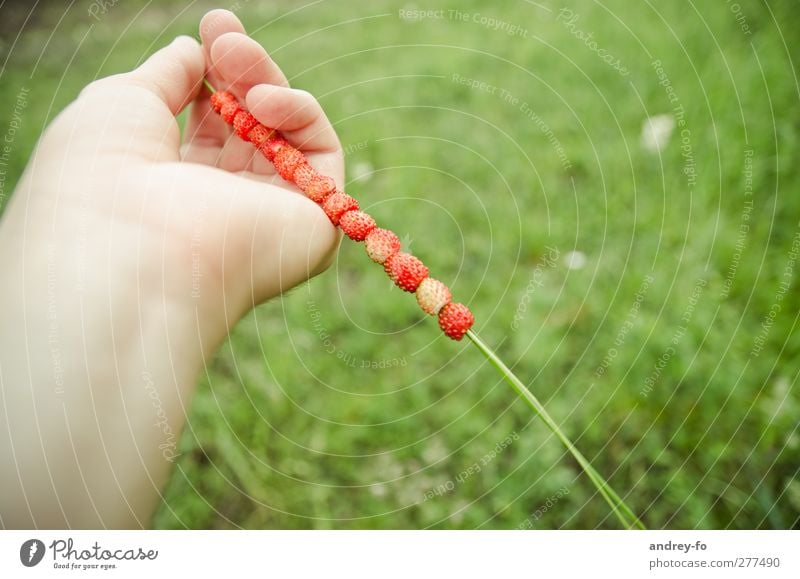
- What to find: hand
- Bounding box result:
[0,9,341,528]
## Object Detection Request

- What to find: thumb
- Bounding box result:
[93,35,206,116]
[61,36,206,163]
[124,35,206,115]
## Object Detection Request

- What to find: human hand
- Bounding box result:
[13,9,341,316]
[0,9,341,528]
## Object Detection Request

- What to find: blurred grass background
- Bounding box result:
[1,0,798,529]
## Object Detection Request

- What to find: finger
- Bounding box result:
[74,36,205,162]
[113,35,205,116]
[182,10,248,158]
[245,84,341,154]
[199,10,247,92]
[210,32,290,98]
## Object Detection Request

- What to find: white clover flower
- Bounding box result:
[564,250,587,270]
[641,114,675,152]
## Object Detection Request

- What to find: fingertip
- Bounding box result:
[172,35,204,65]
[119,35,207,115]
[245,83,278,106]
[199,9,245,41]
[173,34,200,47]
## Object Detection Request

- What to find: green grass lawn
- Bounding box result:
[1,0,798,529]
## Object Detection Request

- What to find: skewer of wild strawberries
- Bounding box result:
[208,85,474,340]
[202,80,644,529]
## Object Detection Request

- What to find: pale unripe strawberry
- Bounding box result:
[416,278,451,315]
[364,229,401,264]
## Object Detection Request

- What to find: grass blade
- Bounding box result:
[466,329,646,529]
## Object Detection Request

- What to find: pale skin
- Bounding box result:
[0,10,342,528]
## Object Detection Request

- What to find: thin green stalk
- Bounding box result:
[466,329,646,530]
[202,78,216,93]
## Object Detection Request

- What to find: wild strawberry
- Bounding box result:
[322,192,359,225]
[385,252,429,292]
[220,100,240,124]
[273,146,305,181]
[210,90,235,112]
[292,162,316,190]
[304,175,336,203]
[233,110,259,140]
[438,302,474,340]
[247,124,273,147]
[364,228,401,264]
[416,278,452,315]
[339,210,376,241]
[260,136,290,161]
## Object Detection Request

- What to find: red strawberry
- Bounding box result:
[293,162,317,190]
[260,136,290,161]
[210,90,235,112]
[438,302,474,340]
[220,100,240,124]
[322,192,359,225]
[339,210,376,241]
[233,110,259,140]
[364,228,401,264]
[304,175,336,203]
[273,146,305,181]
[384,252,429,292]
[247,124,273,147]
[416,278,452,315]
